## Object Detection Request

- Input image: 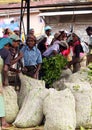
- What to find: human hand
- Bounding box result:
[18,52,23,59]
[21,67,28,74]
[33,72,38,79]
[15,69,21,73]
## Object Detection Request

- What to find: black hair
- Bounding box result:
[59,44,67,50]
[37,37,47,54]
[68,40,73,46]
[3,28,9,35]
[86,26,92,33]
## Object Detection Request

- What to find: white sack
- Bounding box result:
[53,69,92,91]
[64,82,92,128]
[13,88,49,128]
[18,73,45,107]
[3,86,19,123]
[68,69,92,85]
[52,69,72,91]
[43,88,76,130]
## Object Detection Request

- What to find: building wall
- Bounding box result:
[0,11,45,37]
[45,14,92,43]
[23,12,45,36]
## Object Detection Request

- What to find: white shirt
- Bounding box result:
[45,35,54,46]
[89,35,92,45]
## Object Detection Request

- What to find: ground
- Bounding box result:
[0,126,43,130]
[1,126,92,130]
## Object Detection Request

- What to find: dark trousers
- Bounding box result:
[23,65,37,78]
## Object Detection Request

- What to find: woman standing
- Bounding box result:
[68,33,84,73]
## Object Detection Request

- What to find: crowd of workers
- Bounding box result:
[0,25,92,129]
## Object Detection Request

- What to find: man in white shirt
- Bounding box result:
[44,26,54,47]
[86,26,92,53]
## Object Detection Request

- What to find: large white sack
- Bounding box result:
[43,88,76,130]
[60,68,72,79]
[13,88,49,128]
[64,82,92,128]
[53,69,92,91]
[52,69,72,91]
[67,70,92,85]
[3,86,19,123]
[18,73,45,107]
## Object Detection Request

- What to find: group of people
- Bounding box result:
[0,28,23,129]
[37,26,89,73]
[0,25,92,129]
[0,27,43,129]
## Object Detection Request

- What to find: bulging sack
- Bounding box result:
[3,86,19,123]
[18,73,45,107]
[64,82,92,128]
[43,88,76,130]
[13,88,49,128]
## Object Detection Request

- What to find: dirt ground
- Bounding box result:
[1,125,92,130]
[0,126,43,130]
[1,126,92,130]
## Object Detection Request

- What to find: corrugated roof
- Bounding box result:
[0,0,21,4]
[0,0,92,11]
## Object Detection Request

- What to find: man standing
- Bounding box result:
[21,35,42,79]
[86,26,92,54]
[44,26,54,47]
[0,34,23,86]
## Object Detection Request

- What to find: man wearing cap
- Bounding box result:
[0,34,23,86]
[44,26,54,47]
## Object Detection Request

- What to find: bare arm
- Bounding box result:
[52,50,58,56]
[10,52,23,65]
[2,64,9,86]
[33,64,41,79]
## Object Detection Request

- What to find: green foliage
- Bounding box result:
[88,63,92,70]
[88,63,92,81]
[41,54,67,87]
[73,85,80,91]
[80,126,85,130]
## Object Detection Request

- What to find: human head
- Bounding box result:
[9,34,21,48]
[86,26,92,36]
[37,36,47,53]
[54,32,62,41]
[72,33,80,42]
[0,37,12,49]
[44,26,52,36]
[59,29,67,40]
[13,27,20,36]
[26,35,36,49]
[29,28,34,35]
[68,40,74,47]
[3,28,11,36]
[59,41,67,51]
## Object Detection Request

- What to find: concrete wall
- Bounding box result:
[0,11,45,37]
[23,12,45,36]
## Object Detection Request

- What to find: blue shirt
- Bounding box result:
[21,45,42,66]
